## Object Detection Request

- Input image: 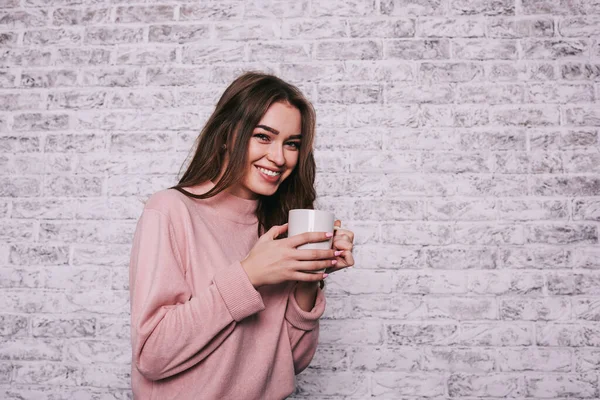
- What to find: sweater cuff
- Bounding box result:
[213,261,265,322]
[285,283,326,331]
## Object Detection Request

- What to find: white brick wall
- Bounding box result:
[0,0,599,398]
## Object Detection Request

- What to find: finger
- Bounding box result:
[334,228,354,242]
[333,240,353,251]
[286,231,332,248]
[297,259,337,272]
[291,271,327,282]
[292,248,338,261]
[267,223,288,240]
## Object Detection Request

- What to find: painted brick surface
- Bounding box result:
[0,0,599,398]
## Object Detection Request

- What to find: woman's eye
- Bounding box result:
[254,133,270,141]
[287,142,300,150]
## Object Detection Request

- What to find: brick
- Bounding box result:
[0,363,11,384]
[419,17,485,37]
[66,340,130,364]
[295,371,369,397]
[381,0,444,16]
[537,323,600,346]
[45,133,105,152]
[351,346,420,371]
[522,0,600,15]
[450,0,515,15]
[488,17,554,38]
[182,43,245,64]
[523,39,588,59]
[0,315,28,338]
[385,173,456,196]
[532,176,600,196]
[492,105,559,126]
[454,39,517,60]
[457,83,524,104]
[576,349,600,371]
[498,348,571,372]
[116,47,176,65]
[573,298,600,320]
[386,322,458,345]
[0,134,40,152]
[115,5,174,23]
[325,270,395,295]
[501,247,569,269]
[350,295,425,319]
[40,221,135,245]
[383,222,452,245]
[349,104,417,128]
[180,2,243,21]
[526,223,597,244]
[385,39,449,59]
[497,199,568,220]
[353,245,422,269]
[573,199,600,221]
[13,363,79,385]
[96,317,129,340]
[23,28,82,46]
[56,48,111,66]
[0,9,48,28]
[85,27,144,45]
[454,222,524,245]
[372,372,446,397]
[20,70,78,88]
[559,16,600,37]
[82,67,142,87]
[349,19,414,38]
[427,297,497,320]
[9,245,69,266]
[396,271,467,294]
[500,297,570,320]
[245,0,307,18]
[572,248,600,269]
[32,316,94,338]
[0,93,43,111]
[422,347,495,372]
[0,221,34,243]
[149,23,209,43]
[0,49,52,67]
[419,62,484,82]
[525,373,598,398]
[528,83,594,104]
[52,7,110,26]
[423,152,491,173]
[305,346,348,371]
[45,176,103,197]
[457,322,532,346]
[0,70,17,88]
[448,373,523,396]
[388,83,454,103]
[249,42,310,63]
[320,320,383,345]
[561,63,600,80]
[282,19,343,39]
[0,32,19,49]
[530,128,598,150]
[316,40,381,60]
[426,247,497,269]
[108,175,177,198]
[0,338,63,361]
[565,106,600,126]
[468,271,543,294]
[0,177,42,197]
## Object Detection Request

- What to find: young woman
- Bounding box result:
[129,72,355,399]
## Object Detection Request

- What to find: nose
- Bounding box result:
[266,143,285,166]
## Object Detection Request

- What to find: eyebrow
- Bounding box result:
[256,124,302,140]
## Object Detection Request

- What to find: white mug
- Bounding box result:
[288,209,336,251]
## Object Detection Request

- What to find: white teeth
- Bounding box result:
[257,167,280,177]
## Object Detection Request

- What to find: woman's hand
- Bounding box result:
[326,220,355,274]
[240,224,340,288]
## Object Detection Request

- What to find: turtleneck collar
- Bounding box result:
[179,181,258,225]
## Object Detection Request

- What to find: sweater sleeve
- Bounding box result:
[129,209,265,381]
[284,283,326,374]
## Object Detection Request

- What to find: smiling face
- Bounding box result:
[226,101,302,200]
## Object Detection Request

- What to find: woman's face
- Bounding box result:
[228,101,302,200]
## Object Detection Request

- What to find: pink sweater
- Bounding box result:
[129,181,325,400]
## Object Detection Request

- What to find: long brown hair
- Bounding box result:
[171,72,317,236]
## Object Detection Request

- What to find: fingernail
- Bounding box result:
[323,274,329,279]
[331,260,338,265]
[334,251,343,256]
[325,232,333,238]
